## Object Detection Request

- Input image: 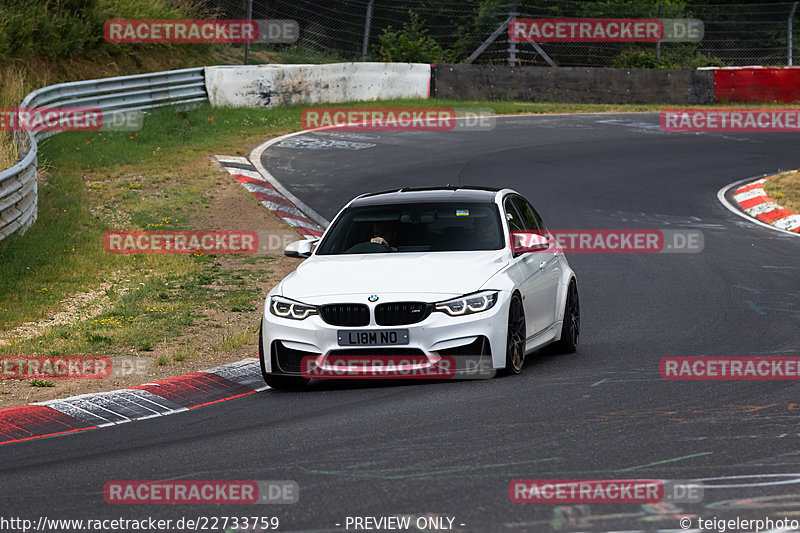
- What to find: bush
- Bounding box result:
[682,52,725,69]
[0,0,102,60]
[612,50,666,69]
[612,48,725,69]
[0,0,202,61]
[375,11,450,63]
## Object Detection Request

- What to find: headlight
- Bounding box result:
[435,290,498,317]
[270,296,318,320]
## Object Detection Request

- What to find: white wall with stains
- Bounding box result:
[205,63,431,108]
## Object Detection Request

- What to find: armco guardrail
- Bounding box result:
[0,67,207,243]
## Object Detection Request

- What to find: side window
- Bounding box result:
[511,196,540,231]
[503,197,525,233]
[522,198,545,231]
[528,201,545,230]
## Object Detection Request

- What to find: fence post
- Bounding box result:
[361,0,375,61]
[244,0,253,65]
[790,2,798,66]
[508,0,519,66]
[656,3,662,59]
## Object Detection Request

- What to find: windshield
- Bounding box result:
[315,202,504,254]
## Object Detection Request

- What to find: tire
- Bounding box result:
[259,319,309,390]
[554,280,580,354]
[503,292,526,375]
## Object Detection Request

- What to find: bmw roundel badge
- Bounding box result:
[368,295,379,302]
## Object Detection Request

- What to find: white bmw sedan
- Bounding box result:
[259,187,579,389]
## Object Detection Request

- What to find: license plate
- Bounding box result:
[337,329,409,346]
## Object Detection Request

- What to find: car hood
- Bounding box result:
[280,251,510,301]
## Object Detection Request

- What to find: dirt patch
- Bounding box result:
[200,159,295,233]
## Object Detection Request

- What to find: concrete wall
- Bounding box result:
[206,62,800,109]
[206,63,431,108]
[432,64,715,105]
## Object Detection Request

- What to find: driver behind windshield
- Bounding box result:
[370,221,399,251]
[471,217,502,249]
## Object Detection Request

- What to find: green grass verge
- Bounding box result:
[0,103,297,356]
[765,170,800,214]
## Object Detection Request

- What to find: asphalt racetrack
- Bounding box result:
[2,113,800,532]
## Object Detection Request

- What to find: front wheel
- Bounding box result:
[554,280,579,354]
[503,292,526,375]
[259,319,309,390]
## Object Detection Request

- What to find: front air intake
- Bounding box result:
[319,303,370,327]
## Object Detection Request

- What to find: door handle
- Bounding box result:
[539,261,546,269]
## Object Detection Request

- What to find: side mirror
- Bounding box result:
[285,238,319,258]
[510,231,550,255]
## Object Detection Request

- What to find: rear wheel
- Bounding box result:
[259,320,309,390]
[555,280,580,354]
[503,292,526,375]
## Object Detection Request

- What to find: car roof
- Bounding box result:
[350,186,502,207]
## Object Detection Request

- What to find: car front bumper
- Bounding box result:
[261,291,512,378]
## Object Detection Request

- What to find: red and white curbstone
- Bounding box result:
[732,176,800,233]
[0,358,266,446]
[214,155,324,239]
